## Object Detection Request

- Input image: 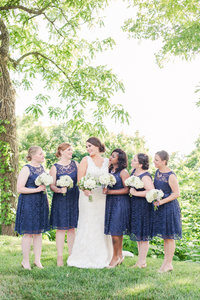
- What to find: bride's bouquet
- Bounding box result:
[56,175,73,196]
[78,174,97,202]
[146,189,164,210]
[125,175,144,197]
[35,172,53,194]
[98,173,116,188]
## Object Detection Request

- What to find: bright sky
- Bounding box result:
[16,0,200,156]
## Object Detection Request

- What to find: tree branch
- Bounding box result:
[43,13,65,38]
[0,4,49,15]
[8,51,80,94]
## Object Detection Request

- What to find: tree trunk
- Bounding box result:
[0,19,18,235]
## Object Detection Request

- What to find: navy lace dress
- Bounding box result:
[152,170,182,239]
[15,164,49,235]
[50,161,79,230]
[104,170,130,236]
[129,171,153,241]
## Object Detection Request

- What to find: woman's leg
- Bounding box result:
[109,236,120,267]
[160,239,175,272]
[118,235,123,261]
[133,241,148,268]
[67,228,75,256]
[56,230,66,266]
[33,234,43,268]
[21,234,32,270]
[137,241,149,267]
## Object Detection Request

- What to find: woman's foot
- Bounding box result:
[119,256,124,265]
[158,264,173,273]
[107,258,120,269]
[57,256,64,267]
[21,262,31,270]
[132,262,147,269]
[34,261,44,269]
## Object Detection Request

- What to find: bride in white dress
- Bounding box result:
[67,137,113,268]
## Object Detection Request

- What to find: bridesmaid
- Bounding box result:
[129,153,154,268]
[152,150,182,273]
[15,146,49,270]
[50,143,79,266]
[104,149,130,268]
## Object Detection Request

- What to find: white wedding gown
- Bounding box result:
[67,156,113,268]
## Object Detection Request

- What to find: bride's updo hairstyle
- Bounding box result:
[156,150,169,165]
[137,153,149,170]
[86,137,105,153]
[56,143,71,157]
[109,148,127,173]
[26,146,41,161]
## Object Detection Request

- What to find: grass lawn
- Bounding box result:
[0,236,199,300]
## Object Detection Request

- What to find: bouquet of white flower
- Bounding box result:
[146,189,164,210]
[35,172,53,194]
[98,173,116,188]
[56,175,73,196]
[125,175,144,197]
[78,174,97,202]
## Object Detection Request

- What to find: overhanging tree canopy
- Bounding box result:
[123,0,200,104]
[0,0,129,234]
[123,0,200,65]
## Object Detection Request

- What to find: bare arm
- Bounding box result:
[104,169,130,195]
[78,157,91,197]
[160,174,180,205]
[75,161,79,183]
[49,165,66,194]
[130,175,154,197]
[17,166,46,194]
[78,157,87,182]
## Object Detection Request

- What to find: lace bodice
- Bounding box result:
[154,169,175,197]
[54,161,78,185]
[86,156,109,179]
[25,164,45,188]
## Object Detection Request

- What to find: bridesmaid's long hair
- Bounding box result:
[109,148,127,173]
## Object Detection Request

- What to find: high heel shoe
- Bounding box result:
[158,267,173,273]
[21,263,31,270]
[34,262,44,269]
[107,258,121,269]
[119,256,124,265]
[132,262,147,269]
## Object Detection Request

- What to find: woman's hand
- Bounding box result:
[37,185,46,192]
[83,190,92,197]
[153,200,161,207]
[103,187,109,194]
[130,187,137,196]
[60,187,67,194]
